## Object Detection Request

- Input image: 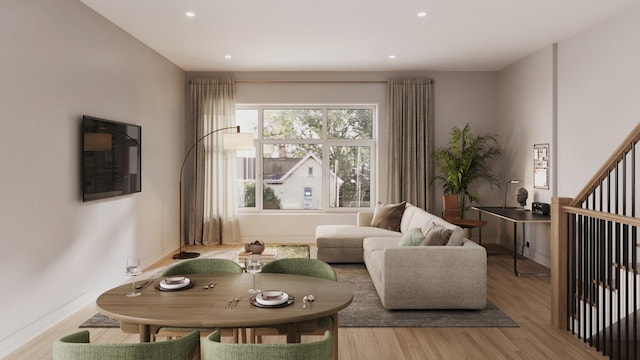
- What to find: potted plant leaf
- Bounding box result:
[431,123,502,219]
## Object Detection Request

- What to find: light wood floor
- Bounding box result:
[5,245,603,360]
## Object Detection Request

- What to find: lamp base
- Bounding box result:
[172,251,200,260]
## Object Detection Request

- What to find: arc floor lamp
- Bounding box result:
[173,126,253,259]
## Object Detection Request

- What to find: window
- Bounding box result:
[236,106,375,211]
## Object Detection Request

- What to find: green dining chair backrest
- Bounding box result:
[53,329,200,360]
[261,258,337,281]
[162,258,243,276]
[203,329,332,360]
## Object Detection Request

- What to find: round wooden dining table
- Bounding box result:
[96,272,352,345]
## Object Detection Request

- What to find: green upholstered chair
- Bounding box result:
[53,329,200,360]
[161,258,243,276]
[261,258,337,281]
[203,329,332,360]
[155,258,244,343]
[255,258,338,358]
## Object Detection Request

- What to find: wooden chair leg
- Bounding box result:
[332,312,339,360]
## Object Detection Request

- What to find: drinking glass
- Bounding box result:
[126,257,142,297]
[245,254,262,294]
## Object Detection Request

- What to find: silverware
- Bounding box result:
[203,281,213,289]
[303,294,315,309]
[135,280,150,290]
[225,298,240,309]
[210,281,218,289]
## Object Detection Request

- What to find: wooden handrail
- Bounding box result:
[571,122,640,207]
[562,205,640,227]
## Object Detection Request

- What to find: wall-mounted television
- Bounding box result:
[82,115,141,202]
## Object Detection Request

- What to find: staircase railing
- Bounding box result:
[552,123,640,360]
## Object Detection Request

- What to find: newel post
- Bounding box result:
[550,197,572,329]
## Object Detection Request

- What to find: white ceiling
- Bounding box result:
[80,0,640,72]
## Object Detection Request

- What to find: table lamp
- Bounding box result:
[503,179,521,209]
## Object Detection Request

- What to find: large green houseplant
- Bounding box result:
[432,123,502,219]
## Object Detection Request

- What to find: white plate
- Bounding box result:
[160,277,190,290]
[255,291,289,306]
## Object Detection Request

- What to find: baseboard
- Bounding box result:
[0,289,101,359]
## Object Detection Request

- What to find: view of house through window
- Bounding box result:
[235,106,375,210]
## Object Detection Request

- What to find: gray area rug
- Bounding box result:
[79,313,120,328]
[334,264,519,328]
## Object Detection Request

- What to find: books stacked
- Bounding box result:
[237,248,278,266]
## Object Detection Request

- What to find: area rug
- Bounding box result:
[79,313,120,328]
[334,264,519,328]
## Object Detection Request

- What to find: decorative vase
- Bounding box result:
[244,240,265,254]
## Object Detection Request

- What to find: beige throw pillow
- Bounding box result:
[446,227,465,246]
[421,222,453,246]
[370,201,407,231]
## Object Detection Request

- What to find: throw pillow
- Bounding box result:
[421,223,453,246]
[370,201,407,231]
[446,227,465,246]
[398,227,425,246]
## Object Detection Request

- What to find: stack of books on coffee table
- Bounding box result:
[237,248,278,266]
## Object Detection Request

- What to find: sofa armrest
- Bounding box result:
[357,212,374,227]
[381,242,487,309]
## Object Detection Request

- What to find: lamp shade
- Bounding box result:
[223,132,254,150]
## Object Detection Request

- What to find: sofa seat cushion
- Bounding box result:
[315,225,401,248]
[363,237,399,286]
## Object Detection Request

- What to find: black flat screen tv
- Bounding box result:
[82,115,141,201]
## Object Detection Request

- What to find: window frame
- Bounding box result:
[236,104,377,213]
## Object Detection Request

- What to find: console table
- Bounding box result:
[471,206,550,277]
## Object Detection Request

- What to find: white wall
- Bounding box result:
[557,5,640,197]
[496,46,555,266]
[494,3,640,268]
[186,71,499,243]
[0,0,184,356]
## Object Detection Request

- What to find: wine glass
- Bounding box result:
[245,254,262,294]
[126,257,142,297]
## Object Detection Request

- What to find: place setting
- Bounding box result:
[154,276,195,291]
[250,290,295,308]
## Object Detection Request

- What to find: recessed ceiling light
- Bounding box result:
[417,11,427,17]
[186,11,196,17]
[388,55,396,60]
[224,55,232,59]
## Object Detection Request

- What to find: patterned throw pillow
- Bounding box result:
[421,222,453,246]
[398,227,425,246]
[370,201,407,231]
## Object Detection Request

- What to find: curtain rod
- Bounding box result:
[234,80,387,84]
[189,79,436,84]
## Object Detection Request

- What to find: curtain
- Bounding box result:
[186,78,241,245]
[386,78,435,210]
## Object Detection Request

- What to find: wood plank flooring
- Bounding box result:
[5,245,604,360]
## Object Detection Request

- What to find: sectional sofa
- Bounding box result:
[315,203,487,309]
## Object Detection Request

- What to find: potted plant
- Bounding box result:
[431,123,502,219]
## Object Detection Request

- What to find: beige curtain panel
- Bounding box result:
[186,78,241,245]
[386,78,435,210]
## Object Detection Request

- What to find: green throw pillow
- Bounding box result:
[398,227,425,246]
